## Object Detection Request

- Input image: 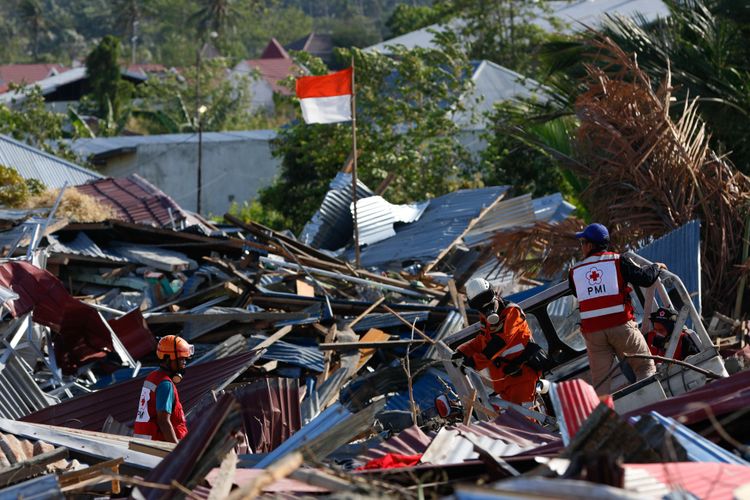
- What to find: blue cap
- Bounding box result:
[575,223,609,244]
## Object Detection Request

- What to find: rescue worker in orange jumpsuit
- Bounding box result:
[452,278,544,405]
[645,307,700,361]
[133,335,194,443]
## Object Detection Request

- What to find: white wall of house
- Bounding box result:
[92,132,280,216]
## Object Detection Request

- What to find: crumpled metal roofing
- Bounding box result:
[0,351,56,419]
[0,134,102,188]
[420,427,529,464]
[46,232,130,263]
[247,335,324,372]
[636,219,701,313]
[463,192,534,247]
[355,196,429,246]
[22,350,260,431]
[299,172,375,251]
[349,311,430,333]
[532,192,575,224]
[352,186,508,271]
[234,378,301,453]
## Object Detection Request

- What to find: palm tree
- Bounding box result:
[189,0,243,39]
[18,0,47,61]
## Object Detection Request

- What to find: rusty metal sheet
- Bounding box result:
[233,378,301,453]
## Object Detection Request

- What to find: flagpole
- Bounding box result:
[351,56,361,268]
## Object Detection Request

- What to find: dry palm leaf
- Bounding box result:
[493,34,750,315]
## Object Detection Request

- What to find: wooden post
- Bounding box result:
[351,57,361,268]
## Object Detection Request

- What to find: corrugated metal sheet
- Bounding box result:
[353,186,508,271]
[349,311,430,333]
[549,379,603,445]
[192,334,247,364]
[624,369,750,425]
[75,174,191,229]
[624,462,750,499]
[385,367,453,413]
[47,232,130,262]
[636,219,701,313]
[420,427,527,465]
[451,411,559,448]
[355,196,429,246]
[22,350,260,431]
[463,193,534,247]
[234,378,301,453]
[70,130,277,158]
[255,402,352,468]
[361,425,433,461]
[0,351,54,419]
[299,172,375,251]
[0,134,102,188]
[247,335,324,372]
[0,474,62,499]
[424,311,464,359]
[532,192,576,223]
[640,411,750,465]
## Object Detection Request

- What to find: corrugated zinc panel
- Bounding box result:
[353,186,508,271]
[463,193,534,247]
[636,219,701,313]
[0,134,102,188]
[246,335,324,372]
[0,351,54,419]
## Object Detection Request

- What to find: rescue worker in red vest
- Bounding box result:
[645,306,700,361]
[133,335,193,442]
[452,278,545,405]
[570,223,665,395]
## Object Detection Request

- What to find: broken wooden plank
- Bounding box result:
[320,339,428,351]
[356,328,392,370]
[249,325,293,352]
[59,457,124,494]
[296,279,315,297]
[144,311,308,324]
[448,279,469,328]
[347,297,386,329]
[0,447,68,487]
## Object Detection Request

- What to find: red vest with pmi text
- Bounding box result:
[571,252,633,333]
[133,369,188,441]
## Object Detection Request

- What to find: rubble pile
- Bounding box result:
[0,176,748,499]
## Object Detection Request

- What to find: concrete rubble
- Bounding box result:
[0,174,748,500]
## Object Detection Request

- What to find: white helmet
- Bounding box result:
[465,278,494,310]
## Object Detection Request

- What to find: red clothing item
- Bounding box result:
[457,305,540,404]
[358,453,422,470]
[570,252,634,333]
[133,369,188,441]
[646,329,697,360]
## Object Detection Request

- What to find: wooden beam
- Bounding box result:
[320,339,427,351]
[347,296,386,329]
[448,279,469,328]
[0,448,68,487]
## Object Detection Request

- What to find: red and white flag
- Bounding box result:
[295,67,353,124]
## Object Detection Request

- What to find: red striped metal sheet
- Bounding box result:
[624,462,750,499]
[551,379,605,444]
[233,378,301,453]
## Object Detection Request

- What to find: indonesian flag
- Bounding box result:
[295,67,353,124]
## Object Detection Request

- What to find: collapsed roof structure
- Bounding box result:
[0,162,746,499]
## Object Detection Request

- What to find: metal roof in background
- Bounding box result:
[299,172,375,251]
[532,192,576,223]
[70,130,277,160]
[22,350,260,430]
[635,219,701,313]
[354,186,508,271]
[463,193,533,247]
[349,311,430,333]
[0,134,102,189]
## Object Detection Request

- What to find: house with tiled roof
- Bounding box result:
[232,38,307,113]
[286,32,335,66]
[0,64,69,93]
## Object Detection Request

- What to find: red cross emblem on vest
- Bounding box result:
[586,267,603,285]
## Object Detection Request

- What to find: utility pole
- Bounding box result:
[131,20,139,65]
[197,105,207,214]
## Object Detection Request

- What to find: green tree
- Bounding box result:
[258,33,478,232]
[0,86,81,162]
[0,165,30,208]
[385,2,452,37]
[85,35,124,118]
[18,0,48,61]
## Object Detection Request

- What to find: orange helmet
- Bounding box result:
[157,335,194,361]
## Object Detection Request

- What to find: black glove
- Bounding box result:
[652,334,667,350]
[451,350,475,369]
[481,335,507,359]
[493,356,522,376]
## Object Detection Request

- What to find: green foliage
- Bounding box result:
[85,35,124,118]
[133,58,257,133]
[0,165,30,208]
[385,2,453,37]
[259,33,479,233]
[0,86,81,163]
[25,178,47,196]
[226,199,291,231]
[451,0,565,77]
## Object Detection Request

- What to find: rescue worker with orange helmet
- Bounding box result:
[133,335,194,443]
[645,306,700,361]
[452,278,545,405]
